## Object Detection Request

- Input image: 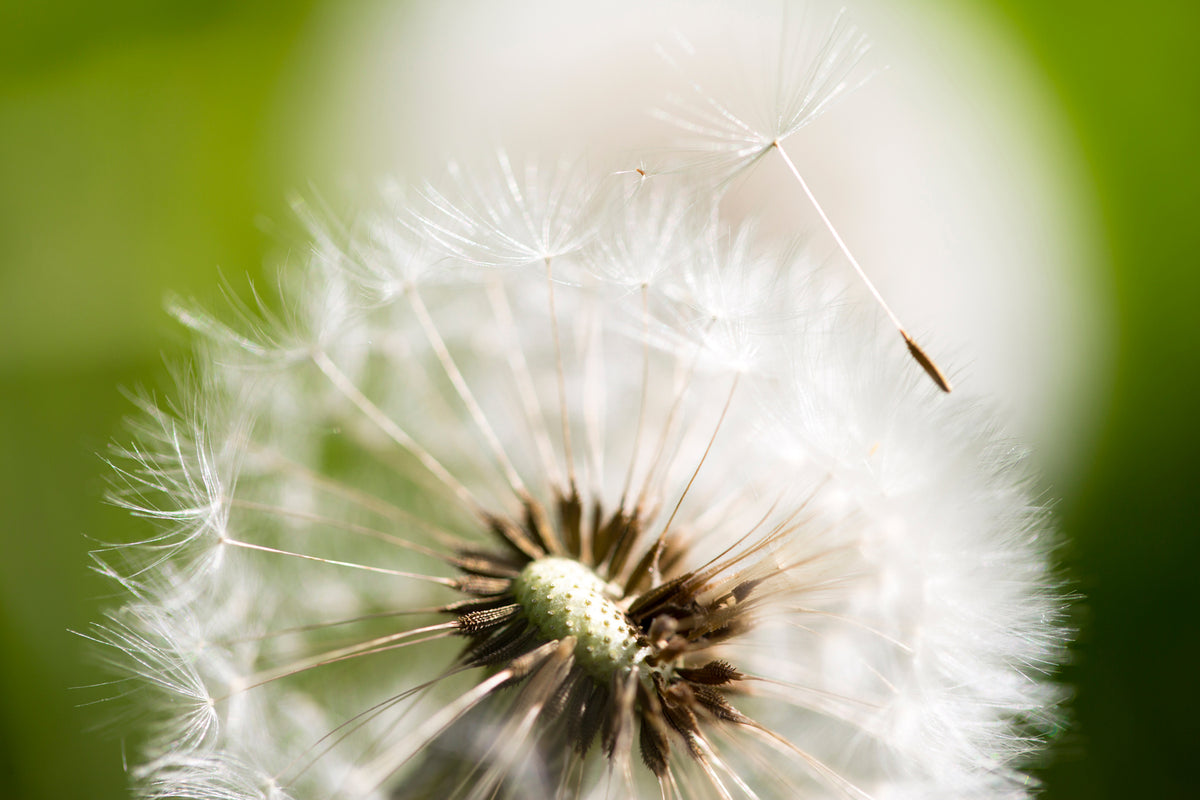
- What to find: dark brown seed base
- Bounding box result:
[402,485,771,792]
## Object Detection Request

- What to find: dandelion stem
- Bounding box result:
[487,278,563,488]
[581,299,608,501]
[410,287,530,498]
[279,680,423,787]
[221,622,460,698]
[455,638,576,799]
[544,257,578,490]
[215,607,449,646]
[652,374,740,572]
[619,285,653,509]
[634,334,709,515]
[248,445,474,544]
[312,349,486,510]
[219,538,457,586]
[742,722,873,800]
[228,498,456,563]
[772,140,952,392]
[360,645,556,791]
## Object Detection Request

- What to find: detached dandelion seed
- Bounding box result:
[656,6,952,391]
[94,9,1069,800]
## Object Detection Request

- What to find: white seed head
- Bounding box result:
[94,7,1070,800]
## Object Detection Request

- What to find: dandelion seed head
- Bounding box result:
[96,7,1070,799]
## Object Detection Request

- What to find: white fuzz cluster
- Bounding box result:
[94,9,1067,800]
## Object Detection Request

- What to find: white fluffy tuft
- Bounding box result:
[97,7,1068,799]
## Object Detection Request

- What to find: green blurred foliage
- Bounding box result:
[989,2,1200,798]
[0,2,318,798]
[0,1,1196,798]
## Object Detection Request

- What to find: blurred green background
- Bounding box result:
[1,1,1196,798]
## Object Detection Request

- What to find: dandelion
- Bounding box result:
[93,9,1067,800]
[655,4,952,392]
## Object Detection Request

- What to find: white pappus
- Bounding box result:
[91,8,1069,800]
